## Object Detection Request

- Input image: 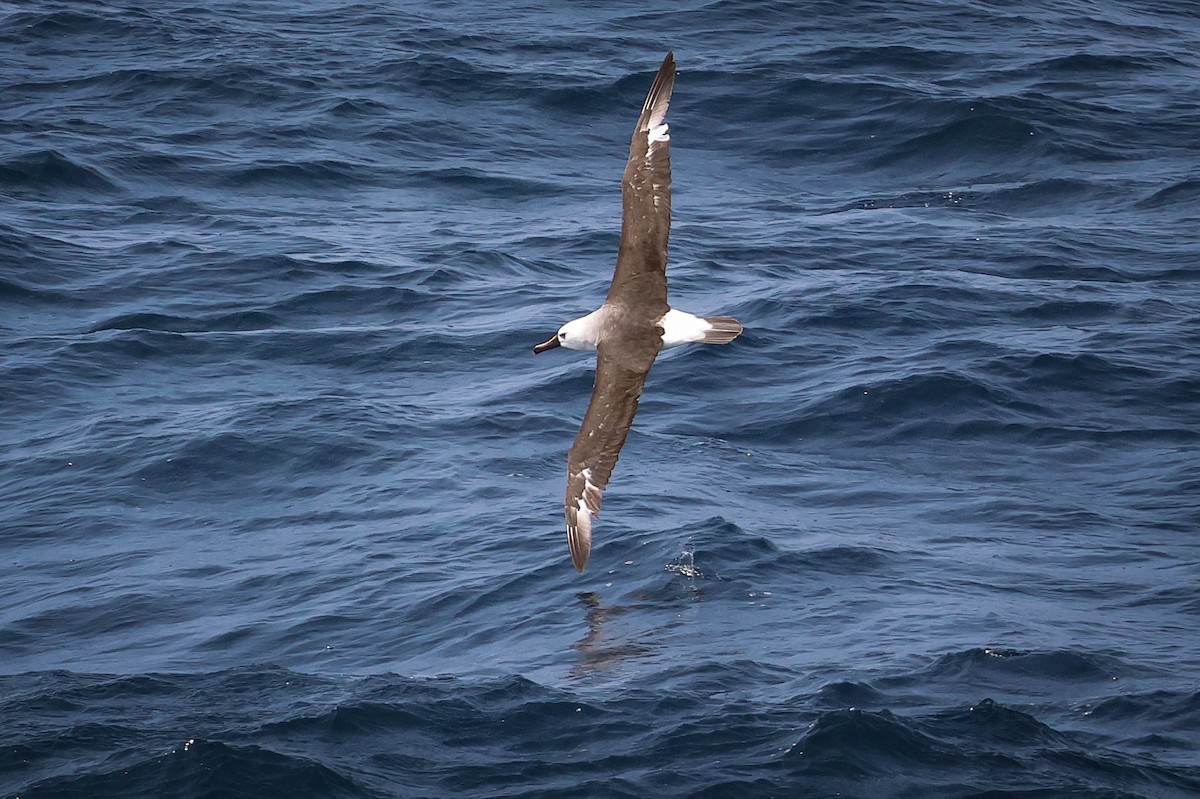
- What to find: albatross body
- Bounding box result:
[533,52,742,573]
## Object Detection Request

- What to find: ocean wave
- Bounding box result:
[23,737,369,799]
[0,8,158,42]
[728,369,1043,445]
[919,647,1122,683]
[0,149,122,196]
[5,663,1200,798]
[1136,177,1200,211]
[786,708,953,777]
[4,3,1200,797]
[872,108,1047,175]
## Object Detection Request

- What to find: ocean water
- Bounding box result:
[2,1,1199,796]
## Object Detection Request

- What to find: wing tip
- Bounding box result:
[570,545,589,573]
[567,483,598,572]
[567,512,592,573]
[641,52,677,124]
[565,468,605,573]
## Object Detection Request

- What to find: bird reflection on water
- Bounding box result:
[570,591,655,676]
[569,549,708,677]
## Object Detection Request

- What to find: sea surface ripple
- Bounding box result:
[2,1,1198,797]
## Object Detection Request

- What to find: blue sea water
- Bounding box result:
[2,0,1199,796]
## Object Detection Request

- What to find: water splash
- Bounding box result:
[665,543,704,578]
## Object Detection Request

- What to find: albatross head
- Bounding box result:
[533,313,601,354]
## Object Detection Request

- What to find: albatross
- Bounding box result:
[533,52,743,573]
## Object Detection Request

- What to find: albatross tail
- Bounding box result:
[701,315,743,344]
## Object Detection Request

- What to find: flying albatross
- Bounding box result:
[533,52,743,573]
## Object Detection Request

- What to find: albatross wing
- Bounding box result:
[562,52,680,573]
[606,51,676,313]
[565,336,659,572]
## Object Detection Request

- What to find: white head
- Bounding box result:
[533,313,601,354]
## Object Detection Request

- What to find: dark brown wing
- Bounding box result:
[605,51,675,315]
[564,334,660,572]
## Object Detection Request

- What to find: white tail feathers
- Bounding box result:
[702,316,743,344]
[658,309,743,348]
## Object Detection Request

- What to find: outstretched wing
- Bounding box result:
[564,337,659,572]
[606,51,675,315]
